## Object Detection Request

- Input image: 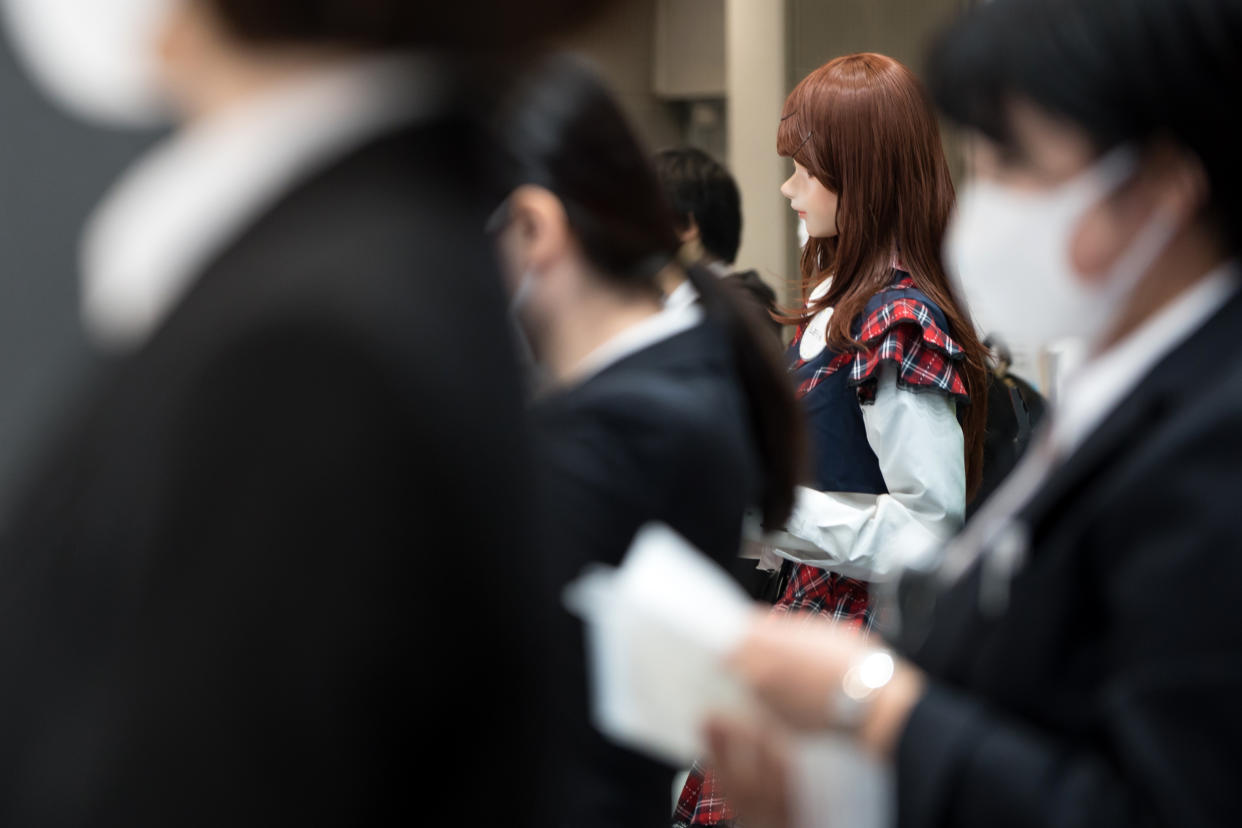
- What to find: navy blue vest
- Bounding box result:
[790,274,953,494]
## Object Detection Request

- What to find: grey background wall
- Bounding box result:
[788,0,970,84]
[563,0,684,150]
[0,38,158,505]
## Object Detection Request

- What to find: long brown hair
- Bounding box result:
[778,53,988,500]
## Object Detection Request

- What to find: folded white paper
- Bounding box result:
[564,522,892,828]
[563,523,756,764]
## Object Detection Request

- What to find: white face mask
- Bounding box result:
[1,0,175,127]
[945,147,1179,351]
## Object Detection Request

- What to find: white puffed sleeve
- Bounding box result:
[772,363,966,581]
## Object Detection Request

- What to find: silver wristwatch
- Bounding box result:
[832,648,896,730]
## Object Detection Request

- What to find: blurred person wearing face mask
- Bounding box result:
[0,0,620,824]
[698,1,1242,827]
[486,56,805,828]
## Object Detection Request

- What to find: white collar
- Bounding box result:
[1052,261,1239,455]
[568,302,706,386]
[82,53,438,351]
[664,279,699,314]
[662,261,739,313]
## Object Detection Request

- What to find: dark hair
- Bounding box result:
[776,53,990,500]
[491,56,804,527]
[653,147,743,264]
[206,0,621,48]
[725,270,782,342]
[927,0,1242,253]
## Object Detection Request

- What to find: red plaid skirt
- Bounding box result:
[673,563,873,826]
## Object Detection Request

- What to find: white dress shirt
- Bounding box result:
[1051,263,1239,456]
[82,54,437,351]
[661,259,733,315]
[664,280,699,315]
[777,368,966,581]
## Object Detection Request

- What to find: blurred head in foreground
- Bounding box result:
[931,0,1241,351]
[0,0,621,126]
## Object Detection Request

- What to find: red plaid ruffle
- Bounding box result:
[851,295,967,404]
[794,279,969,405]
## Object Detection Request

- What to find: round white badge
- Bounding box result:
[798,277,834,361]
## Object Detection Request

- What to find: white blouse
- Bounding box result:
[771,363,966,581]
[755,276,967,582]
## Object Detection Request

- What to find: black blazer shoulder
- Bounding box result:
[542,321,742,445]
[533,320,757,574]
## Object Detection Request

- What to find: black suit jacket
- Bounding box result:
[532,322,760,828]
[893,287,1242,828]
[0,108,544,825]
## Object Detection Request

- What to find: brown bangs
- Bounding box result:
[776,90,815,164]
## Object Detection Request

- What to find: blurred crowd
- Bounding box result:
[0,0,1237,826]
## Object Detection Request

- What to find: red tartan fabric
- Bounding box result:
[797,353,853,398]
[792,277,969,405]
[673,761,732,826]
[771,563,874,630]
[788,319,853,399]
[851,296,967,403]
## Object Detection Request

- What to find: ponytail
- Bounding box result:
[683,265,805,528]
[491,55,806,526]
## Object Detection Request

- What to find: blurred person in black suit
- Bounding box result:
[0,0,619,824]
[696,1,1242,827]
[485,57,805,828]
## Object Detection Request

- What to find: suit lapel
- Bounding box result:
[1019,287,1242,533]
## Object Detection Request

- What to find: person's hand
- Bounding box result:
[704,714,793,828]
[728,611,869,730]
[727,610,926,758]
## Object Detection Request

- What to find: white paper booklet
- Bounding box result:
[564,522,892,828]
